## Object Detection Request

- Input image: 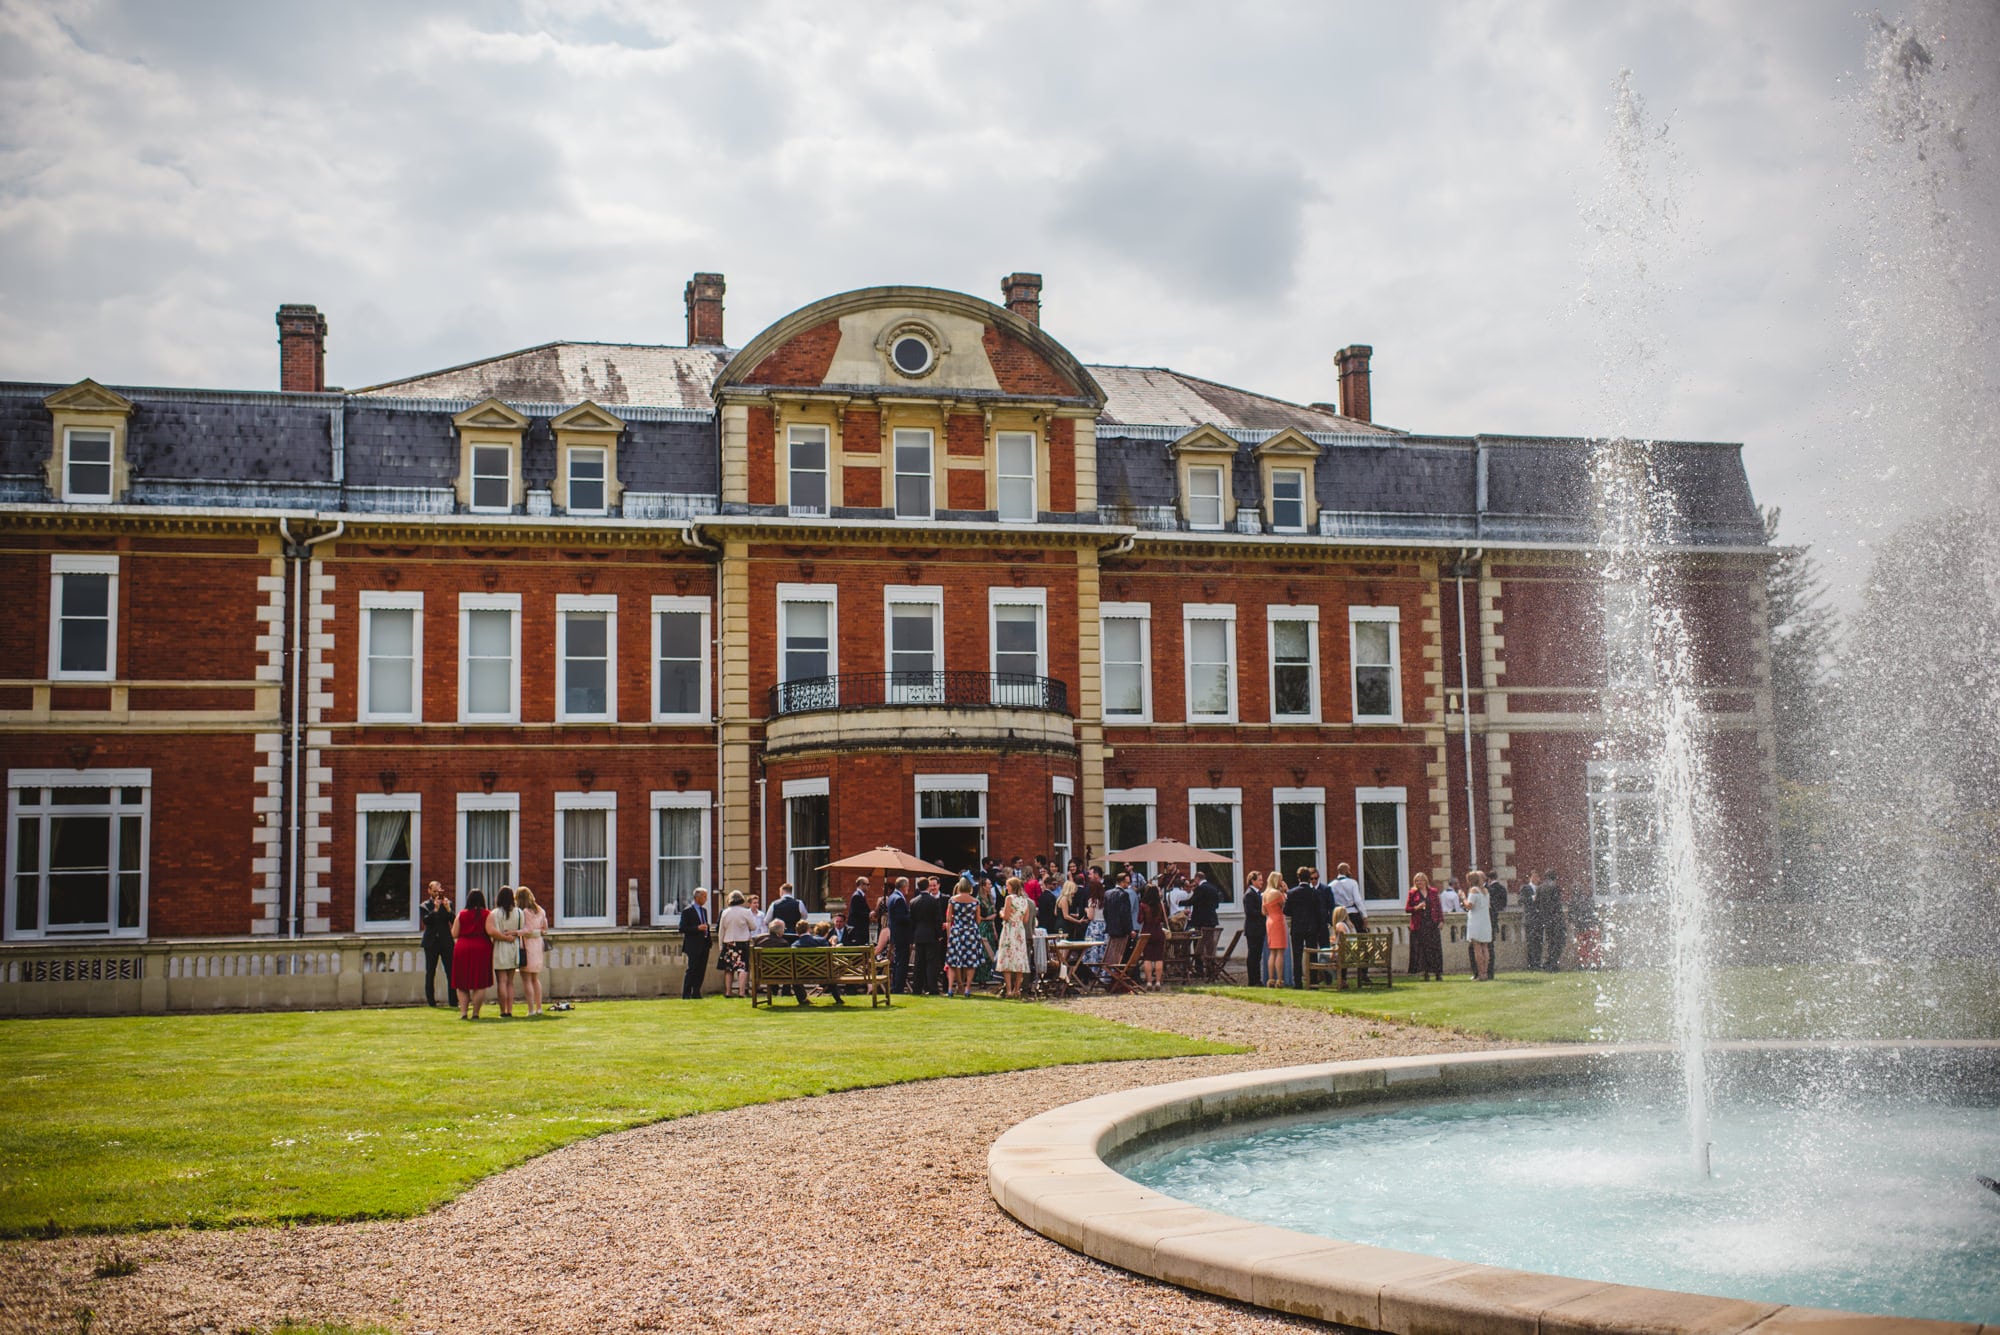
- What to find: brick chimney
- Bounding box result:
[1336,344,1373,423]
[276,304,327,393]
[684,272,726,346]
[1001,272,1043,326]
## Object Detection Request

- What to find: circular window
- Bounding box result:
[891,334,935,376]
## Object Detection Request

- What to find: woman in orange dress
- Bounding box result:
[1261,871,1289,987]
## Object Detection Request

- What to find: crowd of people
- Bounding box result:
[672,854,1598,1002]
[417,855,1601,1011]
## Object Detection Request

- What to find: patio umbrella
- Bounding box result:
[819,845,956,877]
[1105,837,1224,865]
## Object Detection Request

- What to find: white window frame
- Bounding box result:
[1187,464,1225,530]
[892,427,935,520]
[354,792,421,933]
[915,773,989,868]
[1266,604,1321,724]
[358,590,424,723]
[566,444,608,515]
[49,553,118,682]
[1271,786,1326,886]
[884,584,945,703]
[782,776,831,908]
[62,427,115,503]
[1099,600,1152,723]
[455,790,520,909]
[787,424,830,517]
[1587,760,1660,904]
[556,593,618,724]
[1348,605,1404,725]
[469,443,514,514]
[6,768,151,941]
[995,429,1038,523]
[1187,786,1243,901]
[1355,785,1409,905]
[458,592,521,724]
[988,585,1048,680]
[1051,775,1075,873]
[554,790,617,927]
[1270,467,1307,533]
[1103,786,1157,879]
[650,790,713,922]
[1183,603,1238,723]
[651,594,712,724]
[777,582,839,683]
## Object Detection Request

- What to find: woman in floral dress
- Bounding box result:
[943,878,985,997]
[994,875,1033,998]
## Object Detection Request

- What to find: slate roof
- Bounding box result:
[355,342,1391,435]
[356,343,734,411]
[1089,365,1393,434]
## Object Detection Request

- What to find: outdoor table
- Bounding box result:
[1048,939,1100,996]
[1164,932,1197,983]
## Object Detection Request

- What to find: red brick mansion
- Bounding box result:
[0,274,1776,949]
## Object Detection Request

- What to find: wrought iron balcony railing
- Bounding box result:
[768,671,1070,718]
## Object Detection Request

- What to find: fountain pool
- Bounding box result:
[1120,1090,2000,1324]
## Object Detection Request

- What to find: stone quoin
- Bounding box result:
[0,274,1775,961]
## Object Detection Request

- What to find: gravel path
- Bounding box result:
[0,994,1504,1335]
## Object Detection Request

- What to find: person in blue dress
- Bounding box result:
[943,879,986,997]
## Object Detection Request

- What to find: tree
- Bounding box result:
[1761,507,1841,892]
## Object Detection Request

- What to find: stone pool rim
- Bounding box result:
[987,1040,2000,1334]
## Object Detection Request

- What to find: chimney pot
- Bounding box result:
[276,303,327,393]
[1336,344,1374,423]
[685,272,726,346]
[1001,272,1043,326]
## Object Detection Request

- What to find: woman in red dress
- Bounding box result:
[451,888,495,1019]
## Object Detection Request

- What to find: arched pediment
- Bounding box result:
[716,286,1106,407]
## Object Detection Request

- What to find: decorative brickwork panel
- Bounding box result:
[1049,418,1076,512]
[982,324,1080,397]
[842,465,881,508]
[125,551,268,681]
[946,413,984,457]
[948,467,986,511]
[48,686,113,710]
[746,406,776,505]
[743,318,842,387]
[128,687,257,712]
[842,408,880,456]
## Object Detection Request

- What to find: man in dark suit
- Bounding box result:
[1189,870,1221,973]
[1285,874,1326,988]
[678,887,712,999]
[909,877,944,995]
[1240,873,1266,986]
[769,882,806,933]
[848,876,871,946]
[419,881,454,1006]
[1036,879,1061,937]
[1102,870,1134,973]
[1308,867,1336,947]
[886,877,914,993]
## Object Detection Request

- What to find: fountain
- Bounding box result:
[992,9,1999,1329]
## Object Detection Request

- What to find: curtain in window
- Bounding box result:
[657,808,701,915]
[563,809,608,920]
[465,809,510,900]
[364,811,412,924]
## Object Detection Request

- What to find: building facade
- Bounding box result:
[0,274,1776,950]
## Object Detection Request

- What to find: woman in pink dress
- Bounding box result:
[451,889,494,1019]
[516,886,549,1017]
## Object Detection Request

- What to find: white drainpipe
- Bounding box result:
[277,517,344,940]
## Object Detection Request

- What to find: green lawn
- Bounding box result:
[1203,962,2000,1043]
[0,996,1228,1237]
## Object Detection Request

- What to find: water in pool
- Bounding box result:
[1120,1092,2000,1323]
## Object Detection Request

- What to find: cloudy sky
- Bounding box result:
[2,0,1994,598]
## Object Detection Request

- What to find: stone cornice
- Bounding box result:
[694,515,1127,550]
[1126,531,1774,564]
[0,504,280,538]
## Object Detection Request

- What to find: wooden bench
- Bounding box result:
[1304,931,1394,990]
[747,945,890,1007]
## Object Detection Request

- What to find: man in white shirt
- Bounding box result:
[1330,862,1367,932]
[1441,880,1462,914]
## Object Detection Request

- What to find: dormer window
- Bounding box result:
[43,380,133,505]
[1187,466,1224,529]
[566,447,607,514]
[1253,428,1321,535]
[452,398,528,516]
[471,446,512,512]
[1271,469,1306,531]
[64,430,114,503]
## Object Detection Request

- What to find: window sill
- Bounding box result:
[458,714,521,725]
